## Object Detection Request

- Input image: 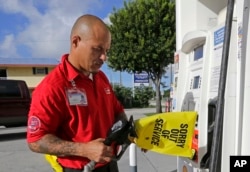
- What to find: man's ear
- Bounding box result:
[72,35,81,48]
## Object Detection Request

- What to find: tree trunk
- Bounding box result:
[155,78,162,113]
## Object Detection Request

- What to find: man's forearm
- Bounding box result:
[28,134,82,157]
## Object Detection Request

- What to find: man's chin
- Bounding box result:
[90,70,99,74]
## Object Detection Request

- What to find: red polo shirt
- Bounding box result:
[27,54,124,169]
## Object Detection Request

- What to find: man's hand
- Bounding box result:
[82,138,113,163]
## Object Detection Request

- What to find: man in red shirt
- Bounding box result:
[26,14,127,172]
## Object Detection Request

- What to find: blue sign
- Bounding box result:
[134,72,149,83]
[214,27,225,46]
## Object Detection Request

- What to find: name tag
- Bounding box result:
[66,88,88,106]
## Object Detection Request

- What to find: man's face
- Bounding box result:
[77,29,111,74]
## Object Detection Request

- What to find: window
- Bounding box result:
[194,45,204,61]
[174,77,178,88]
[0,69,7,80]
[32,67,48,75]
[0,82,21,98]
[193,76,200,89]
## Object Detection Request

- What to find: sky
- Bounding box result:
[0,0,171,89]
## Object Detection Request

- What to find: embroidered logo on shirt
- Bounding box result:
[28,116,41,133]
[104,88,111,94]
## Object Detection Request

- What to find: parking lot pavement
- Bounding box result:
[125,107,157,119]
[118,145,177,172]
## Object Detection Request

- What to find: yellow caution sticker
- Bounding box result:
[134,111,197,158]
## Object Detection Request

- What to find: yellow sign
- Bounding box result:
[134,111,197,158]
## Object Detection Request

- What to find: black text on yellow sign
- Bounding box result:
[151,118,188,148]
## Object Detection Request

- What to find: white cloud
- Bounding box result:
[0,0,41,19]
[0,0,102,58]
[0,34,19,58]
[103,13,112,25]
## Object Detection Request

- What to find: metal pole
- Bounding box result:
[209,0,235,171]
[129,143,137,172]
[119,71,122,86]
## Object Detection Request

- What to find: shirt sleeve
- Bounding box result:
[27,84,66,143]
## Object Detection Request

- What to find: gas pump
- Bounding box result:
[174,0,250,172]
[175,28,213,172]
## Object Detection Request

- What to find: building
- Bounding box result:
[0,57,59,94]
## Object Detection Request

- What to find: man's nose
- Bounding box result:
[100,53,107,61]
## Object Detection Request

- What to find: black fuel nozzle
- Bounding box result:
[103,115,137,160]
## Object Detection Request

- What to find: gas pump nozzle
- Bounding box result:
[83,115,137,172]
[104,115,137,160]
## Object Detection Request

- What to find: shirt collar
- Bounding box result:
[60,54,97,82]
[60,54,80,81]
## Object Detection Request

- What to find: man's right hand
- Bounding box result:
[81,138,113,163]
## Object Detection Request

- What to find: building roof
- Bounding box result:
[0,57,60,67]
